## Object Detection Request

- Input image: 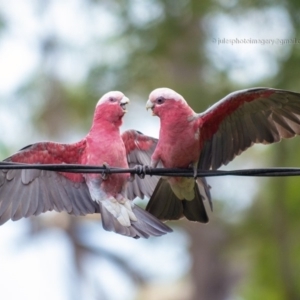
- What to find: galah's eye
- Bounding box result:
[109,97,117,102]
[156,97,165,104]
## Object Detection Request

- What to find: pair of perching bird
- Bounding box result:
[1,87,300,238]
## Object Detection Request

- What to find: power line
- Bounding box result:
[1,162,300,177]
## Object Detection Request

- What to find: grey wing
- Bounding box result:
[198,88,300,170]
[0,169,99,225]
[123,130,161,200]
[126,147,161,200]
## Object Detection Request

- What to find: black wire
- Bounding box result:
[1,161,300,177]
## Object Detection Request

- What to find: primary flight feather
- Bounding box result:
[0,91,172,238]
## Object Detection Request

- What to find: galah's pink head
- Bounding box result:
[146,88,189,118]
[94,91,130,125]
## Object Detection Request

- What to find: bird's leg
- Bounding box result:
[101,163,110,180]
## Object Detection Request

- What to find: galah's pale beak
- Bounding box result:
[120,96,130,112]
[146,100,155,115]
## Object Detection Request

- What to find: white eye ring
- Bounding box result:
[156,97,165,104]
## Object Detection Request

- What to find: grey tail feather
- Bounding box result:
[146,178,184,221]
[98,202,172,239]
[182,183,209,223]
[146,178,209,223]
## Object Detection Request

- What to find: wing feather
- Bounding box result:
[198,88,300,170]
[122,130,160,200]
[0,139,100,223]
[0,168,98,224]
[272,113,295,137]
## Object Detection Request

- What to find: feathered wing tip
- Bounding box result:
[98,202,172,239]
[131,205,173,237]
[146,178,210,223]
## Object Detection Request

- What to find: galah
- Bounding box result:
[0,91,172,238]
[145,87,300,223]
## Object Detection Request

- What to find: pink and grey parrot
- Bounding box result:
[145,87,300,223]
[0,91,172,238]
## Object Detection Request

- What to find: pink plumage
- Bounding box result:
[0,91,172,238]
[146,87,300,223]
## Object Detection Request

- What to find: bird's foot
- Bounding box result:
[101,163,110,180]
[188,162,198,179]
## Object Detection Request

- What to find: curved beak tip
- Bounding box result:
[146,99,154,111]
[120,97,130,112]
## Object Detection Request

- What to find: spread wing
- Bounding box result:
[0,140,99,225]
[122,130,160,200]
[198,88,300,170]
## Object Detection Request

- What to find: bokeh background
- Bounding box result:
[1,1,300,299]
